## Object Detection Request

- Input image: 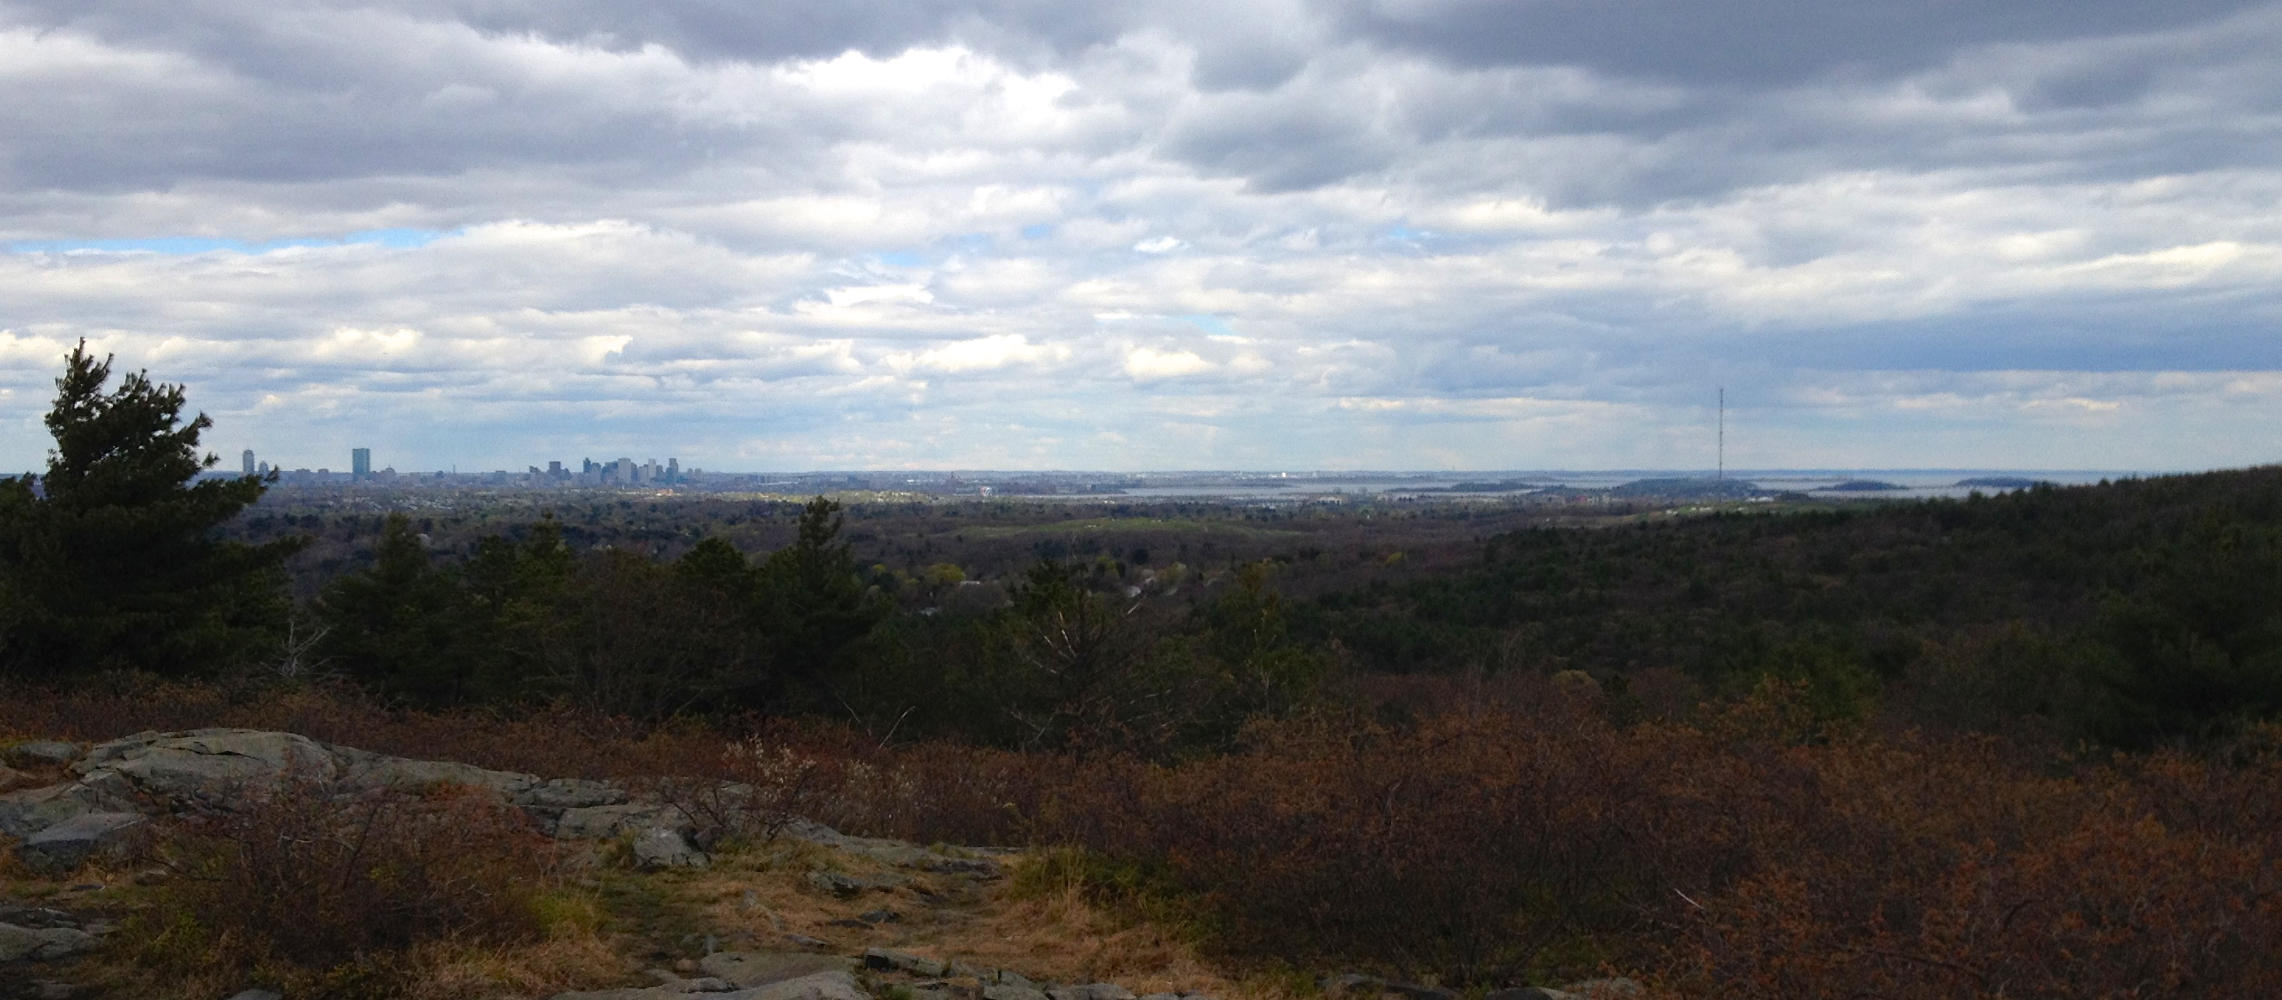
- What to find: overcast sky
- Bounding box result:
[3,1,2279,473]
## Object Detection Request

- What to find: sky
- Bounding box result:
[2,1,2279,473]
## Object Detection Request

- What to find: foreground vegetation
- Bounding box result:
[7,345,2282,997]
[7,681,2281,998]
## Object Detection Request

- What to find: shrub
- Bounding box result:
[141,771,560,995]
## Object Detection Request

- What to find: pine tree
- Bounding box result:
[0,341,302,678]
[756,496,880,710]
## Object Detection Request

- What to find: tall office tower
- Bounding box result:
[352,447,372,480]
[242,449,255,476]
[667,457,679,483]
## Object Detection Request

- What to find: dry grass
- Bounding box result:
[953,874,1243,996]
[659,839,1264,999]
[388,934,632,1000]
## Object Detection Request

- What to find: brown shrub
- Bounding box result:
[1659,731,2282,998]
[141,770,561,994]
[22,679,2282,997]
[1025,694,1673,984]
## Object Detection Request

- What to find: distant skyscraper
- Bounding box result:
[352,447,372,480]
[241,449,255,476]
[667,457,679,483]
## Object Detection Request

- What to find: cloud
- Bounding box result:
[0,0,2276,471]
[1123,346,1215,380]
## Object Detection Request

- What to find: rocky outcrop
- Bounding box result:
[545,948,1217,1000]
[0,923,95,963]
[554,970,867,1000]
[15,811,145,875]
[0,729,684,870]
[0,901,112,995]
[2,741,82,769]
[3,727,1014,884]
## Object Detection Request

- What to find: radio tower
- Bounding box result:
[1717,386,1725,481]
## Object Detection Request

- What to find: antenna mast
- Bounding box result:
[1717,386,1725,481]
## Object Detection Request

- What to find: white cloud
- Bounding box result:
[0,1,2275,470]
[1123,346,1215,379]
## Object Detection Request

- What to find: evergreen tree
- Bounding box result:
[756,496,881,710]
[316,513,471,703]
[0,341,301,678]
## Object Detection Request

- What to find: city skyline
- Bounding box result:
[218,440,2145,480]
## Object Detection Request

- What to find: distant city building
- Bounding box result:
[241,449,255,476]
[351,447,372,480]
[667,458,679,483]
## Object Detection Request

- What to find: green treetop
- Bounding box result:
[0,341,302,679]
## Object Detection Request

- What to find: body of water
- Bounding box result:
[1055,470,2141,502]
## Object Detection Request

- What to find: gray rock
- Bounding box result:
[557,802,668,840]
[336,751,534,799]
[0,922,97,962]
[0,905,79,930]
[740,970,870,1000]
[225,991,285,1000]
[75,729,338,806]
[1048,984,1137,1000]
[863,947,947,978]
[17,811,146,875]
[0,780,135,841]
[5,740,82,768]
[0,763,28,789]
[981,985,1048,1000]
[556,968,858,1000]
[519,777,628,810]
[776,817,1007,876]
[638,975,737,994]
[1484,990,1570,1000]
[1327,975,1384,996]
[700,951,853,988]
[782,933,833,950]
[1561,979,1642,999]
[913,856,1004,879]
[806,870,866,898]
[992,971,1037,989]
[633,826,709,869]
